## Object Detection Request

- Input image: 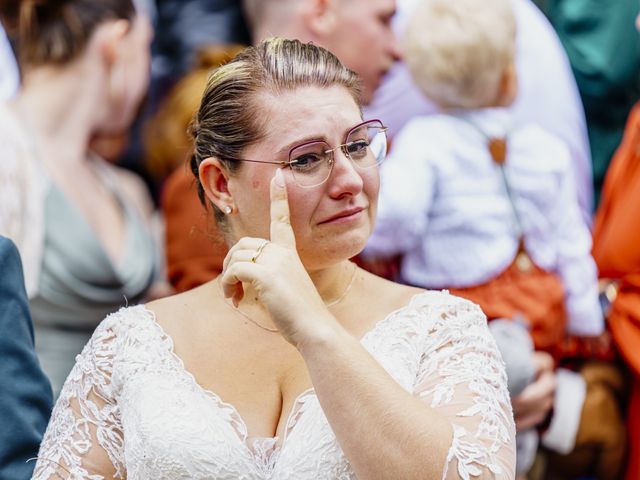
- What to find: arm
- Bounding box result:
[0,237,52,480]
[220,171,516,479]
[552,158,604,337]
[32,318,125,479]
[511,351,556,431]
[300,297,516,480]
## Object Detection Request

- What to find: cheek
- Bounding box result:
[286,187,319,232]
[363,168,380,202]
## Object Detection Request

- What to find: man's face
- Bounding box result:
[326,0,401,105]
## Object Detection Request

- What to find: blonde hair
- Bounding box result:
[190,37,361,223]
[404,0,516,109]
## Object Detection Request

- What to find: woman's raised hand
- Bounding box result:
[219,169,337,346]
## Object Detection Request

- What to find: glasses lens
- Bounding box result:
[345,121,387,167]
[288,141,332,187]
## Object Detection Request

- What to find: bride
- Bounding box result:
[34,38,515,479]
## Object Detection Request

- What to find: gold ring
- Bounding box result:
[251,240,269,263]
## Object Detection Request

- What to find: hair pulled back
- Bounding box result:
[18,0,135,66]
[190,37,362,225]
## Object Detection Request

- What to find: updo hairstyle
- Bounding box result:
[190,37,362,225]
[18,0,135,67]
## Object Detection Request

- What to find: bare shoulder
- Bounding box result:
[356,268,425,311]
[356,268,482,317]
[145,280,219,339]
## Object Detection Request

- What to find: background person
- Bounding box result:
[365,0,594,222]
[363,0,612,475]
[0,236,52,480]
[540,0,640,205]
[592,14,640,478]
[0,0,160,397]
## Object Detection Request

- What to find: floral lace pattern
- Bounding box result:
[33,291,516,479]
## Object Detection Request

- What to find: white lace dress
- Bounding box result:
[33,291,516,479]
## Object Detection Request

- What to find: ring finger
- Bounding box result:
[224,237,270,270]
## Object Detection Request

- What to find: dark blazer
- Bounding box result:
[0,236,52,480]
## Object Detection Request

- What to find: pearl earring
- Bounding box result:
[224,205,233,215]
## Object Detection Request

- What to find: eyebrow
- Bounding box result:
[274,118,367,155]
[275,135,327,156]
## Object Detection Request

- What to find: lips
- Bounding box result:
[319,207,366,224]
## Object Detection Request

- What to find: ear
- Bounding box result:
[302,0,338,37]
[97,19,131,67]
[199,157,235,213]
[496,62,518,107]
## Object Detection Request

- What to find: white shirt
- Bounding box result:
[34,294,516,479]
[364,0,594,222]
[0,25,19,100]
[365,109,603,337]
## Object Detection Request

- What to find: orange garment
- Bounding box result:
[592,102,640,480]
[162,165,227,292]
[449,260,567,353]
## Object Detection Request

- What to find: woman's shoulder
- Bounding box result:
[362,272,487,329]
[392,289,496,353]
[144,282,216,340]
[94,304,158,339]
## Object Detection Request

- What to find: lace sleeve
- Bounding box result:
[415,294,516,479]
[32,316,125,480]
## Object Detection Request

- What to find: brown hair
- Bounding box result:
[18,0,135,67]
[190,37,362,224]
[143,44,245,181]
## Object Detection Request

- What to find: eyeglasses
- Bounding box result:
[227,119,388,188]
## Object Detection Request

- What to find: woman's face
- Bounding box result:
[227,85,380,270]
[106,14,152,131]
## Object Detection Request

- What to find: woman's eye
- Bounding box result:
[346,140,369,158]
[291,153,323,170]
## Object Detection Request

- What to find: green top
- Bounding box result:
[30,172,156,396]
[541,0,640,204]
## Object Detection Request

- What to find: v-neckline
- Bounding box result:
[136,293,425,458]
[46,164,134,274]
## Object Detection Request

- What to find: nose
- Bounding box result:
[326,149,364,198]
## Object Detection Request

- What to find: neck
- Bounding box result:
[308,260,357,305]
[12,60,107,166]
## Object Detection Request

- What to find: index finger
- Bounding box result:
[270,168,296,247]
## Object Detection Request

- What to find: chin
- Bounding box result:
[299,230,370,269]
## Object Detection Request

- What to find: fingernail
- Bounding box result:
[275,168,285,188]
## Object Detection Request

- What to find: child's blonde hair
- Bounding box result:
[404,0,516,109]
